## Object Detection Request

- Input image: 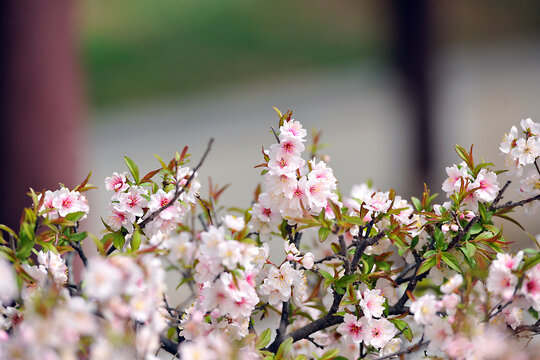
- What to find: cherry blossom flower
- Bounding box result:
[500,125,519,154]
[520,117,540,137]
[115,186,148,217]
[223,215,245,232]
[511,137,540,166]
[51,188,90,218]
[365,318,397,349]
[360,289,386,319]
[280,119,307,141]
[440,274,463,294]
[473,168,499,203]
[104,172,129,193]
[486,265,517,301]
[336,314,370,344]
[411,294,440,325]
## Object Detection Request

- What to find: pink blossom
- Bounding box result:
[360,289,386,319]
[336,314,370,344]
[365,318,397,349]
[104,172,129,193]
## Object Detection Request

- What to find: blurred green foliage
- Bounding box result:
[82,0,382,107]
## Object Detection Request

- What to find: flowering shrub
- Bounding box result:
[1,109,540,360]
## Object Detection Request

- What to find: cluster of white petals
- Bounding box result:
[39,187,89,220]
[249,118,338,239]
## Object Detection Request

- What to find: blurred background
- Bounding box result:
[2,0,540,242]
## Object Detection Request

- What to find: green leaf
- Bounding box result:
[410,235,419,249]
[103,232,125,250]
[441,252,461,273]
[65,211,87,223]
[255,328,272,350]
[465,242,476,258]
[275,337,293,360]
[389,318,413,342]
[423,249,437,259]
[411,196,422,211]
[124,156,139,183]
[478,202,488,222]
[69,231,88,242]
[131,229,142,251]
[0,225,18,240]
[433,227,445,249]
[319,270,334,282]
[474,231,495,242]
[375,260,390,272]
[417,256,436,275]
[335,274,359,289]
[469,223,483,235]
[280,220,288,239]
[528,308,539,320]
[319,348,340,360]
[523,253,540,272]
[318,227,330,243]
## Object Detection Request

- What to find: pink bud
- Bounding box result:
[441,224,450,232]
[450,224,459,232]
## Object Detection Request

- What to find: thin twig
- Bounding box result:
[489,180,511,211]
[270,127,280,143]
[140,138,214,229]
[491,194,540,211]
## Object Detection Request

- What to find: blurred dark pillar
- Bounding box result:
[391,0,435,191]
[0,1,83,229]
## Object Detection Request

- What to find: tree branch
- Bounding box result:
[160,335,181,358]
[491,194,540,211]
[489,180,511,211]
[70,241,88,268]
[448,216,478,250]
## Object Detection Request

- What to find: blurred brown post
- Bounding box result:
[390,0,435,192]
[0,1,83,229]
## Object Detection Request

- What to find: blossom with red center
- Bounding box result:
[365,318,397,349]
[336,314,370,344]
[104,172,129,193]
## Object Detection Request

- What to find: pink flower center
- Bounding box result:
[526,279,539,294]
[62,197,74,209]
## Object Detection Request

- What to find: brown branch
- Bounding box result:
[491,194,540,211]
[70,241,88,268]
[140,138,214,229]
[448,216,478,250]
[488,180,511,211]
[270,231,384,351]
[160,334,181,358]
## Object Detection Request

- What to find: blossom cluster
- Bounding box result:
[1,112,540,360]
[500,118,540,215]
[104,163,200,238]
[39,187,89,220]
[250,115,338,239]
